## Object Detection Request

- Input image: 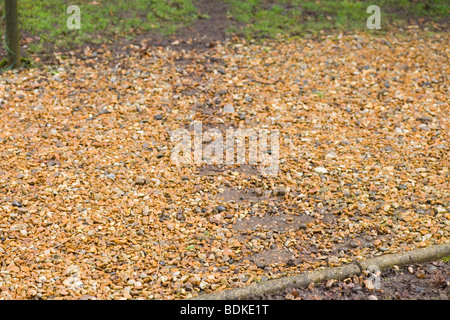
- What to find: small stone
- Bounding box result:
[244,95,253,102]
[273,187,286,196]
[368,295,378,300]
[416,116,432,123]
[154,114,163,120]
[209,214,222,225]
[199,281,209,290]
[349,241,359,248]
[364,279,375,290]
[176,209,186,221]
[134,177,147,185]
[107,173,116,180]
[256,262,265,269]
[396,184,407,190]
[313,167,328,174]
[254,188,263,196]
[223,104,235,114]
[416,271,426,279]
[298,223,307,230]
[123,289,132,299]
[325,279,335,288]
[352,285,362,292]
[17,207,28,214]
[159,212,170,221]
[216,205,227,213]
[414,286,425,293]
[12,200,22,207]
[436,206,447,214]
[142,142,152,150]
[184,283,193,292]
[113,188,125,196]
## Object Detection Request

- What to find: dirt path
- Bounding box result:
[255,261,449,300]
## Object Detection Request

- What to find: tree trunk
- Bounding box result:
[5,0,21,69]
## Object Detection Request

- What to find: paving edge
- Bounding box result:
[190,242,450,300]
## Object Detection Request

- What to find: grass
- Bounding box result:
[0,0,199,54]
[0,0,449,59]
[225,0,450,38]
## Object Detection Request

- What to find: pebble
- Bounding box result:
[298,223,307,230]
[352,285,362,292]
[134,177,147,185]
[325,279,335,288]
[17,207,28,214]
[313,167,328,174]
[223,104,235,113]
[273,187,286,196]
[349,241,359,248]
[142,142,152,150]
[216,205,227,213]
[435,206,447,214]
[199,281,209,290]
[11,200,22,207]
[154,114,163,120]
[414,286,425,293]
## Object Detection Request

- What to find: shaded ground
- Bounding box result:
[254,261,449,300]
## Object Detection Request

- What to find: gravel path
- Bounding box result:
[0,28,448,299]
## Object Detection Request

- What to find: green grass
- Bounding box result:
[225,0,450,38]
[442,256,450,263]
[1,0,449,59]
[0,0,199,54]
